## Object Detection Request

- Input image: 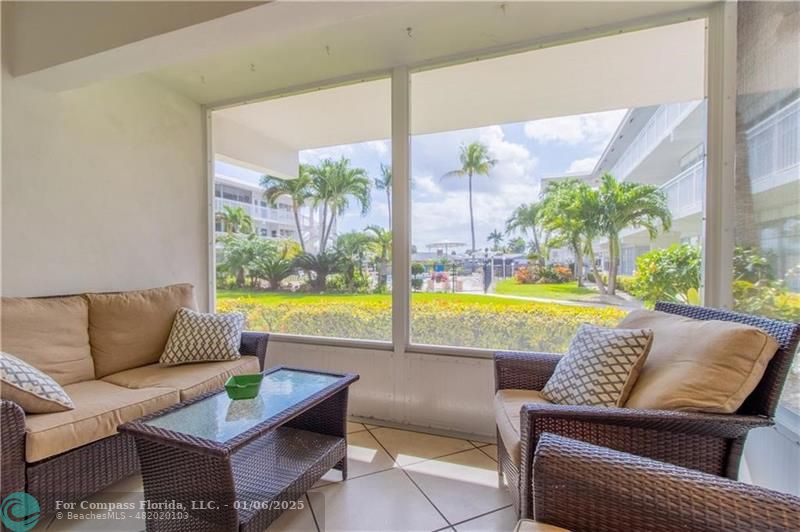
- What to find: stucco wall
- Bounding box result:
[1,70,208,307]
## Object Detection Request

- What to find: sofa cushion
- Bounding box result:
[24,380,178,462]
[620,309,779,413]
[87,284,198,378]
[494,389,553,465]
[1,352,74,413]
[1,296,94,385]
[102,356,260,401]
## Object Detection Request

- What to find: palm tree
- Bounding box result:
[294,251,341,291]
[365,225,392,292]
[261,166,313,252]
[598,173,672,294]
[215,205,254,234]
[487,229,504,251]
[253,255,294,290]
[540,180,593,288]
[505,202,545,266]
[218,233,260,287]
[374,163,392,228]
[444,142,497,254]
[334,231,373,289]
[312,157,372,253]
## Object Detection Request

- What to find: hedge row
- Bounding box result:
[217,298,627,353]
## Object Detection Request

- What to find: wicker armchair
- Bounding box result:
[531,433,800,531]
[495,302,800,518]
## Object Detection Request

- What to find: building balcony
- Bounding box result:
[747,97,800,195]
[611,100,703,181]
[662,160,704,221]
[214,197,296,224]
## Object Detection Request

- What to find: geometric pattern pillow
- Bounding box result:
[541,324,653,407]
[159,308,245,366]
[0,352,75,413]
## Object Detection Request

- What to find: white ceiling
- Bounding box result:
[213,19,706,151]
[153,1,711,106]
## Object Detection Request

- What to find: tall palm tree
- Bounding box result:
[444,142,497,254]
[598,173,672,294]
[334,231,373,289]
[505,202,545,266]
[540,180,594,288]
[365,225,392,292]
[374,163,392,228]
[261,166,313,252]
[487,229,504,251]
[312,157,372,253]
[215,205,254,235]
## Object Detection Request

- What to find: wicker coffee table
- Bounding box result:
[119,366,359,532]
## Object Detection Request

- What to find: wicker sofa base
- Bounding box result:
[25,433,139,519]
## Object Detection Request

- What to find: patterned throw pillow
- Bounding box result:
[0,352,75,413]
[541,324,653,407]
[160,308,245,366]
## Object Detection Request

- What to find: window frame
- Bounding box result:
[204,4,733,359]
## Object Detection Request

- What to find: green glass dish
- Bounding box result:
[224,374,264,400]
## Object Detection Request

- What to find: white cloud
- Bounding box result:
[566,157,599,174]
[523,109,626,146]
[413,174,442,196]
[478,126,539,182]
[299,144,354,164]
[365,140,389,155]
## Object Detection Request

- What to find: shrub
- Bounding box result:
[514,264,573,284]
[217,297,626,352]
[411,263,426,276]
[411,278,424,291]
[629,244,700,307]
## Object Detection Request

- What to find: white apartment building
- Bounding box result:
[214,174,304,241]
[589,94,799,283]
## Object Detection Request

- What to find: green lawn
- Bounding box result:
[494,279,596,301]
[217,289,535,306]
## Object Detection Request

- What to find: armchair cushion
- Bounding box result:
[620,309,779,413]
[541,324,652,407]
[494,389,552,464]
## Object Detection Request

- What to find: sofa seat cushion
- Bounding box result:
[24,380,179,462]
[494,389,553,465]
[619,309,779,413]
[87,284,198,378]
[514,519,570,532]
[1,296,95,385]
[102,356,260,401]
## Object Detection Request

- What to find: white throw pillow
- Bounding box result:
[0,351,75,413]
[160,308,245,366]
[541,324,653,407]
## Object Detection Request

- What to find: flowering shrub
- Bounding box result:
[431,272,449,283]
[513,264,573,284]
[217,297,626,352]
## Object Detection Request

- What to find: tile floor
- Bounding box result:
[44,422,514,532]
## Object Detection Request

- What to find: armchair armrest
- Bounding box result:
[521,403,772,440]
[1,400,26,498]
[533,433,800,531]
[240,331,270,370]
[494,351,562,391]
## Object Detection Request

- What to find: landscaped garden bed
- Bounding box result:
[217,290,626,352]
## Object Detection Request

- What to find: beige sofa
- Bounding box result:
[0,284,269,516]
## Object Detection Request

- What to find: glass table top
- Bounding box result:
[144,369,340,442]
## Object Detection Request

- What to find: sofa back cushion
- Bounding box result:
[1,296,95,386]
[620,309,779,413]
[87,284,198,378]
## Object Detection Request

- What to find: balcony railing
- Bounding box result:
[214,197,295,224]
[612,100,704,181]
[662,160,705,221]
[747,97,800,194]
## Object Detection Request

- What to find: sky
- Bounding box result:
[216,108,627,251]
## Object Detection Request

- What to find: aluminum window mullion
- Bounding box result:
[391,67,411,354]
[704,2,737,309]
